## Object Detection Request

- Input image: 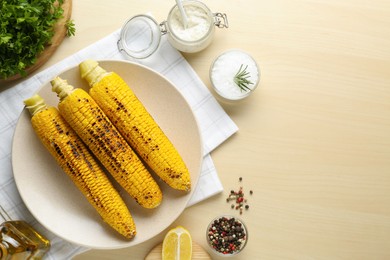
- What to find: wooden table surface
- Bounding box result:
[5,0,390,259]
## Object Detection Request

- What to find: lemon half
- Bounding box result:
[162,226,192,260]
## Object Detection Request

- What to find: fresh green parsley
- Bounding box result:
[65,19,76,37]
[0,0,74,79]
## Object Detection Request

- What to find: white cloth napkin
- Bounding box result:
[0,29,238,259]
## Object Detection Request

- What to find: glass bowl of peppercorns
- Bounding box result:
[206,215,248,257]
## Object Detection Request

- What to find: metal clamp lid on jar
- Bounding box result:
[117,0,228,59]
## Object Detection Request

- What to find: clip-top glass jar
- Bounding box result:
[117,0,228,59]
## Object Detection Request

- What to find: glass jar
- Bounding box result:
[117,0,228,59]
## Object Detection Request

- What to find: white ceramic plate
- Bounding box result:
[12,60,202,249]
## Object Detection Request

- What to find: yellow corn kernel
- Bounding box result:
[79,60,191,192]
[24,94,136,239]
[51,77,162,209]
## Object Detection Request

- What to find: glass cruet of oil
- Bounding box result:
[0,206,50,260]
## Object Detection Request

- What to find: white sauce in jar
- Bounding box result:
[210,50,259,100]
[169,5,211,41]
[167,1,215,53]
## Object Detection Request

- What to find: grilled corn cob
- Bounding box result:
[79,60,191,192]
[24,94,136,239]
[51,77,162,209]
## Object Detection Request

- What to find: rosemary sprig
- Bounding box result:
[234,64,253,92]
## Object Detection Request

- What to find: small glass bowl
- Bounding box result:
[210,49,260,102]
[206,215,248,257]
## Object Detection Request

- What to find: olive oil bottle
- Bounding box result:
[0,206,50,259]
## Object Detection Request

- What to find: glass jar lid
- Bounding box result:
[117,15,161,59]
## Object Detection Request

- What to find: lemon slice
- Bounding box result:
[162,226,192,260]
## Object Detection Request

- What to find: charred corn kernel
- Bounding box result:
[79,60,191,192]
[51,77,162,209]
[24,94,136,239]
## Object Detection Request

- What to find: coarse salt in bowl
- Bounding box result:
[206,215,248,257]
[210,49,260,101]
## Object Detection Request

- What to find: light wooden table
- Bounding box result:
[6,0,390,259]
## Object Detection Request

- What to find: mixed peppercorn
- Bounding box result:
[207,216,247,255]
[226,177,253,214]
[206,177,252,255]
